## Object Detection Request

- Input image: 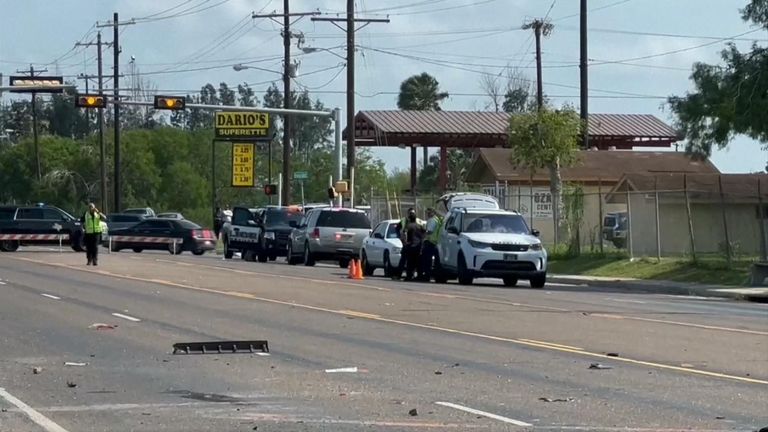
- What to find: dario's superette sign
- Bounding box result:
[214,111,275,141]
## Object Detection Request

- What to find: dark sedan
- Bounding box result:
[108,218,216,255]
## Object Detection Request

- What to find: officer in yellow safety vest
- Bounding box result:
[420,208,443,281]
[82,203,106,266]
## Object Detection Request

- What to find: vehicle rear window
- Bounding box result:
[110,215,142,223]
[0,208,16,220]
[462,213,529,234]
[176,220,201,230]
[316,211,371,229]
[264,208,302,226]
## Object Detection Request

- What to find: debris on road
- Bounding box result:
[434,370,443,375]
[539,397,575,403]
[64,362,88,367]
[325,367,358,373]
[606,352,620,357]
[589,363,613,370]
[32,367,43,374]
[66,381,77,388]
[408,408,418,416]
[172,340,269,355]
[89,323,118,330]
[715,416,725,420]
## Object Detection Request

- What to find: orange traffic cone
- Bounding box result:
[354,259,365,280]
[348,259,356,279]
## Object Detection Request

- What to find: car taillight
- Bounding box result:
[192,230,203,239]
[335,233,341,241]
[311,228,320,239]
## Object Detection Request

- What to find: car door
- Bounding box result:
[439,213,462,270]
[229,207,252,250]
[366,222,387,265]
[15,208,48,235]
[293,210,314,252]
[41,208,71,236]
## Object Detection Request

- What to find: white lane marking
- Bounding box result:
[255,352,270,356]
[111,312,141,322]
[0,387,71,432]
[606,298,647,304]
[0,280,6,285]
[40,293,61,300]
[435,401,532,427]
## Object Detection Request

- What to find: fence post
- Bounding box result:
[529,175,534,232]
[683,174,697,262]
[598,178,604,254]
[654,176,661,261]
[718,175,732,267]
[626,186,633,260]
[758,177,767,262]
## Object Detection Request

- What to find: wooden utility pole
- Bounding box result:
[523,19,553,111]
[313,9,389,200]
[15,65,47,180]
[580,0,589,148]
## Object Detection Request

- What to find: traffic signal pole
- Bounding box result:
[112,12,121,212]
[97,32,107,212]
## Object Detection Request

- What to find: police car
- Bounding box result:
[435,193,547,288]
[0,203,85,252]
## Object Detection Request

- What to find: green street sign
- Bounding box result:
[293,171,308,180]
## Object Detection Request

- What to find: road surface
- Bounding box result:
[0,249,766,431]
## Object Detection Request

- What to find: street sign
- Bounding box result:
[8,75,64,93]
[231,143,255,187]
[293,171,308,180]
[215,111,274,141]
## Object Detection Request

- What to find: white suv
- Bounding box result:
[436,194,547,288]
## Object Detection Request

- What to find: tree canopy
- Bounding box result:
[397,73,449,111]
[669,0,768,157]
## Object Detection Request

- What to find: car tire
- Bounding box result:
[244,250,256,262]
[503,277,518,287]
[530,273,546,289]
[268,255,277,261]
[361,252,374,276]
[383,251,393,277]
[339,258,350,269]
[223,237,233,259]
[286,244,300,265]
[192,250,205,256]
[457,254,474,286]
[132,248,143,253]
[168,243,182,255]
[257,251,268,263]
[303,243,315,267]
[0,240,20,252]
[110,242,121,252]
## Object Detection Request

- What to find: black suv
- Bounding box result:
[255,206,303,261]
[0,204,85,252]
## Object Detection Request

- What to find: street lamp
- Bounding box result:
[300,46,346,61]
[232,64,284,75]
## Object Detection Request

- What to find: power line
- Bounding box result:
[133,0,233,23]
[559,25,768,41]
[553,0,633,21]
[384,0,499,16]
[134,0,197,20]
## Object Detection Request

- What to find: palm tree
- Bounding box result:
[397,73,449,111]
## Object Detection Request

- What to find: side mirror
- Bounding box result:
[446,226,458,235]
[373,232,384,239]
[531,229,540,237]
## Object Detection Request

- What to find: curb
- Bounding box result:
[548,276,768,302]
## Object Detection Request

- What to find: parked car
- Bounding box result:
[221,206,262,261]
[360,219,402,276]
[108,218,216,255]
[602,211,628,248]
[0,204,85,252]
[435,193,547,288]
[123,207,156,218]
[287,207,372,267]
[106,213,145,230]
[156,212,185,220]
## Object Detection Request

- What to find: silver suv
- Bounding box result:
[287,208,371,268]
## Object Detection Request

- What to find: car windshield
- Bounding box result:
[462,213,529,234]
[316,211,371,229]
[124,209,147,215]
[176,220,201,230]
[264,208,302,226]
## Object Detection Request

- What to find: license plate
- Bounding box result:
[504,254,518,261]
[335,233,354,243]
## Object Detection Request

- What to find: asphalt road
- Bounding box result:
[0,248,766,432]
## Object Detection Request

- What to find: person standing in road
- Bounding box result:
[420,208,443,282]
[392,208,425,281]
[82,203,106,266]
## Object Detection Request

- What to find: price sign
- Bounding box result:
[231,143,255,187]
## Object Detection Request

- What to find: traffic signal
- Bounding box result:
[327,187,338,200]
[75,94,106,108]
[153,95,186,110]
[264,184,278,196]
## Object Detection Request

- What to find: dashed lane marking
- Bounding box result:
[111,312,141,322]
[0,387,71,432]
[435,401,532,427]
[40,293,61,300]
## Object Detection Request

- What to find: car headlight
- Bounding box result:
[529,243,543,251]
[392,247,402,254]
[468,239,492,249]
[264,232,275,240]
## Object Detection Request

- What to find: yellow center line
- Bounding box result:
[10,256,767,386]
[590,313,768,336]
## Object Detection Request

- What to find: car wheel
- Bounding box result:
[383,251,393,277]
[287,244,299,265]
[0,240,19,252]
[257,251,268,263]
[110,242,121,252]
[303,243,315,267]
[339,258,350,269]
[132,248,143,253]
[223,237,233,259]
[268,255,277,261]
[244,250,256,262]
[168,242,182,255]
[192,250,205,256]
[503,277,518,287]
[361,252,374,276]
[530,273,546,289]
[457,254,474,286]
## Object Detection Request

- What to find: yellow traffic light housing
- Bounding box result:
[154,95,186,110]
[75,94,106,108]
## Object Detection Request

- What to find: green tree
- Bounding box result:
[237,83,258,107]
[43,89,91,139]
[397,72,449,111]
[508,106,582,245]
[218,82,236,106]
[669,0,768,157]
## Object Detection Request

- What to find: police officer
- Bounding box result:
[392,208,425,281]
[420,208,443,281]
[82,203,106,266]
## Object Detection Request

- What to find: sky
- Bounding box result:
[1,0,766,174]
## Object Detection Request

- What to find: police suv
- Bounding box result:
[0,204,85,252]
[222,206,302,262]
[435,193,547,288]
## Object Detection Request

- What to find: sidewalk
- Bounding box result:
[549,274,768,302]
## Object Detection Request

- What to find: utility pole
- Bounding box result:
[253,5,318,205]
[16,65,47,180]
[98,14,134,212]
[523,19,553,111]
[580,0,589,148]
[312,8,389,201]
